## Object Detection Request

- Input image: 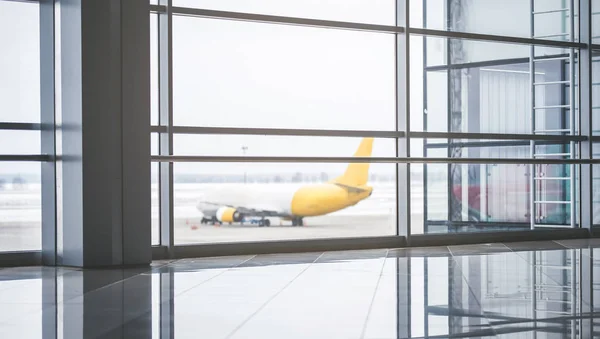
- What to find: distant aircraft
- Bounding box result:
[197,138,374,227]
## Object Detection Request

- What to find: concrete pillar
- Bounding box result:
[55,0,150,267]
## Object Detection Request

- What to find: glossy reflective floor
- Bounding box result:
[2,240,600,338]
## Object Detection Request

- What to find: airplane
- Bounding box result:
[196,138,375,227]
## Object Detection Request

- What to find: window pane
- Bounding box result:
[420,139,572,159]
[413,0,578,42]
[593,143,600,227]
[151,13,159,126]
[172,0,396,26]
[173,162,396,244]
[0,131,40,155]
[0,1,40,123]
[0,162,41,251]
[411,37,576,134]
[152,163,159,245]
[151,132,159,156]
[413,163,573,234]
[593,51,600,136]
[593,2,600,44]
[173,135,395,157]
[173,17,395,130]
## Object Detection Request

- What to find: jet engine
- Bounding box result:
[216,207,243,223]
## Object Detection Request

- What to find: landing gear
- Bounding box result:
[258,218,271,227]
[291,217,304,227]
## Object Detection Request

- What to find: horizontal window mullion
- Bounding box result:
[0,122,42,130]
[409,131,585,142]
[0,155,51,162]
[154,5,588,49]
[170,6,404,34]
[150,127,583,142]
[151,155,598,165]
[150,4,166,13]
[407,27,586,49]
[425,140,567,149]
[151,126,403,138]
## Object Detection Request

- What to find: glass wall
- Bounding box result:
[160,7,400,244]
[147,0,594,247]
[4,0,600,260]
[409,0,580,234]
[0,0,41,252]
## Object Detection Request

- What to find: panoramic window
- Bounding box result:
[150,0,589,247]
[0,0,41,252]
[163,11,399,244]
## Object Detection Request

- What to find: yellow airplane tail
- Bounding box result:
[333,138,374,187]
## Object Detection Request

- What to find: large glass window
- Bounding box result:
[162,12,399,244]
[0,0,41,252]
[0,1,40,123]
[173,160,397,244]
[0,163,41,251]
[150,0,591,249]
[410,33,578,234]
[172,17,395,131]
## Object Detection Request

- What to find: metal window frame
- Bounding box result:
[581,1,594,230]
[146,0,600,259]
[152,155,600,165]
[7,0,600,266]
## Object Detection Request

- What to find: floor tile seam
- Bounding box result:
[359,249,389,339]
[550,240,572,249]
[70,261,175,301]
[449,242,511,257]
[224,252,326,339]
[448,255,500,337]
[68,256,250,303]
[171,254,259,300]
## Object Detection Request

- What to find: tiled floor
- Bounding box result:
[1,240,599,338]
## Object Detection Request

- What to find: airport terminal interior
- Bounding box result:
[4,0,600,337]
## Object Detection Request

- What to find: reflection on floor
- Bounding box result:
[2,239,600,338]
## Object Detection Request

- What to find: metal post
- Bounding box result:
[40,0,57,265]
[422,0,429,234]
[569,0,576,228]
[579,0,594,230]
[529,0,536,230]
[397,0,411,238]
[158,0,175,256]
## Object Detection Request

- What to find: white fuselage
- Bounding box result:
[196,183,301,216]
